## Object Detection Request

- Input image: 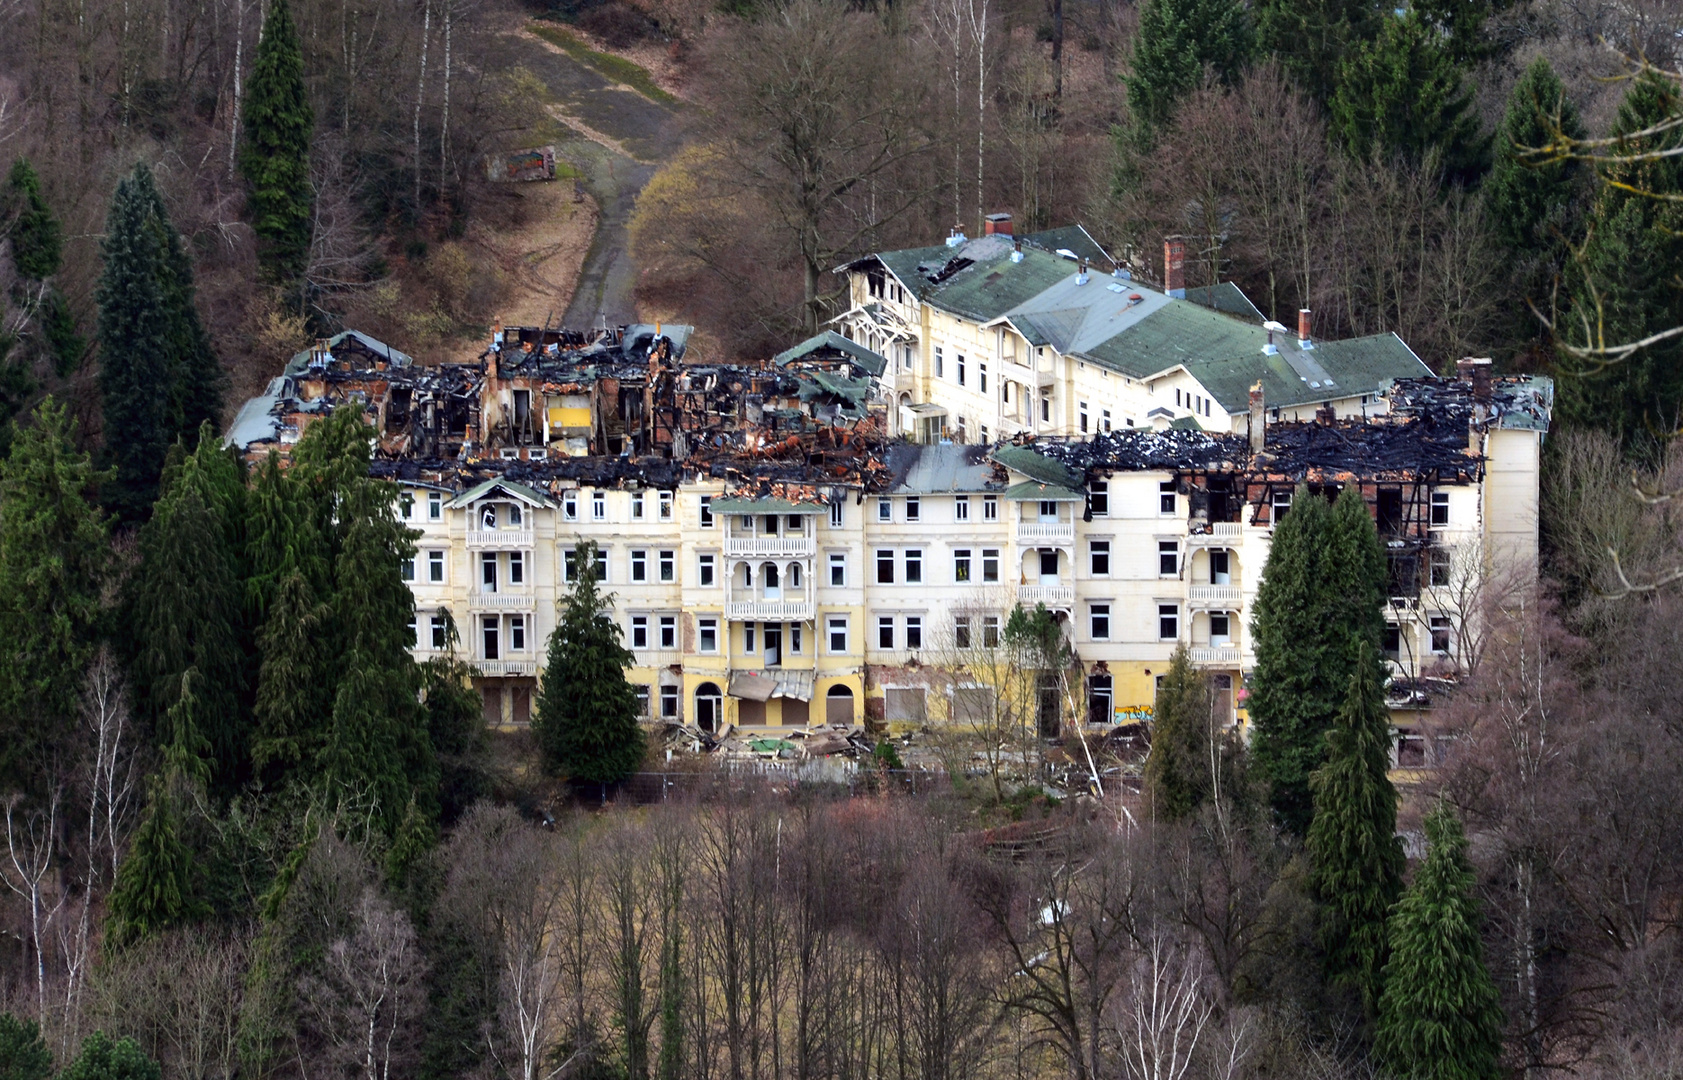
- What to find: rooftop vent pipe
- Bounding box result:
[1262,320,1287,355]
[1076,257,1090,285]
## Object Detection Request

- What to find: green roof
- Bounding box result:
[1078,301,1429,412]
[990,445,1083,488]
[1022,225,1111,266]
[774,331,887,376]
[927,245,1076,322]
[1003,480,1085,501]
[711,498,828,515]
[1182,282,1263,321]
[1168,414,1204,431]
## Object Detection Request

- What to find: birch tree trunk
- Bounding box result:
[413,0,430,215]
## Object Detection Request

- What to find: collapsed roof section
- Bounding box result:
[222,321,1549,515]
[226,326,896,505]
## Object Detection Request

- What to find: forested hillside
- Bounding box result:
[2,0,1683,1077]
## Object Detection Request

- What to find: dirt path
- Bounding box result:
[470,180,598,330]
[504,23,685,328]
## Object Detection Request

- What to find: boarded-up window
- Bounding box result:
[512,683,532,725]
[738,698,767,726]
[952,687,994,725]
[782,697,810,727]
[885,688,927,723]
[825,685,854,725]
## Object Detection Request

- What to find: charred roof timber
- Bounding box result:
[223,324,1549,511]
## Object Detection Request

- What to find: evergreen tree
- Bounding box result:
[1307,642,1404,1017]
[1247,486,1333,834]
[1125,0,1253,130]
[1487,57,1586,255]
[320,475,435,836]
[1375,801,1503,1080]
[1250,485,1385,835]
[1143,644,1212,821]
[1331,11,1488,182]
[0,1012,53,1080]
[58,1032,160,1080]
[240,0,315,297]
[104,772,205,947]
[1254,0,1378,105]
[245,451,326,617]
[421,618,490,825]
[139,183,223,438]
[534,540,645,787]
[3,159,63,281]
[1557,71,1683,464]
[0,399,109,795]
[96,164,175,520]
[252,569,332,785]
[128,432,250,794]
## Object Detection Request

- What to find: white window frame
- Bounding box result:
[1158,604,1179,641]
[1090,603,1111,640]
[658,549,676,583]
[698,553,716,587]
[1090,540,1111,577]
[631,616,649,650]
[631,550,648,582]
[698,617,719,654]
[829,552,847,587]
[427,550,446,583]
[954,495,970,521]
[827,616,849,654]
[659,615,677,650]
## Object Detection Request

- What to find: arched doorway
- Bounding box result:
[826,684,855,725]
[695,683,723,733]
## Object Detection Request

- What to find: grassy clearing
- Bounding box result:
[530,22,678,106]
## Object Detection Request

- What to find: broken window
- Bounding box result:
[1382,624,1401,660]
[400,492,414,519]
[1210,549,1230,584]
[632,492,645,519]
[1089,481,1108,516]
[634,685,650,716]
[1271,487,1292,524]
[696,494,709,526]
[1160,480,1177,515]
[660,685,678,719]
[562,492,578,520]
[1431,490,1450,526]
[1377,486,1404,535]
[482,617,499,660]
[481,553,497,593]
[1089,674,1113,725]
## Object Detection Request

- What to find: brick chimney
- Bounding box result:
[1298,308,1313,350]
[1163,237,1186,299]
[1457,356,1493,401]
[1248,381,1266,455]
[984,212,1013,236]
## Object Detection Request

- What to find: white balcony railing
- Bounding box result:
[1001,359,1056,387]
[477,659,537,676]
[1188,584,1242,606]
[466,528,533,548]
[724,537,816,559]
[1187,522,1241,544]
[1017,584,1075,607]
[1017,522,1075,545]
[1189,646,1242,665]
[726,599,815,622]
[468,591,536,611]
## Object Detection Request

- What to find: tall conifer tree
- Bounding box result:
[97,166,174,520]
[1557,71,1683,463]
[1307,642,1404,1017]
[252,569,332,785]
[240,0,315,299]
[1487,58,1585,256]
[4,159,63,280]
[1125,0,1253,130]
[0,399,108,795]
[1248,486,1333,833]
[1374,801,1503,1080]
[128,432,250,794]
[1331,11,1487,182]
[534,540,645,787]
[1254,0,1377,105]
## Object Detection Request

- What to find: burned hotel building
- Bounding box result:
[226,272,1551,750]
